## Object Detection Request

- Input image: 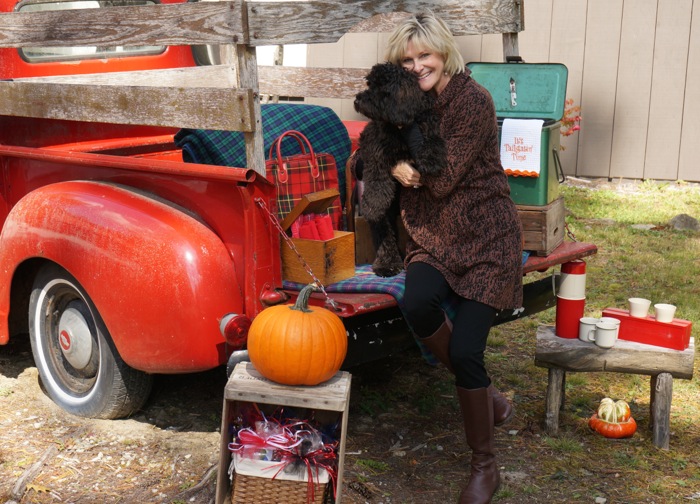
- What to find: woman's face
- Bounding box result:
[400,40,450,95]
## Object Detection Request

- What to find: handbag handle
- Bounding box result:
[268,130,320,183]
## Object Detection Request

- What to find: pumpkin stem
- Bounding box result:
[292,284,318,313]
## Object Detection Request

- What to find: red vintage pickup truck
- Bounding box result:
[0,0,595,419]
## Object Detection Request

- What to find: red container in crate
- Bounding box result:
[601,308,692,350]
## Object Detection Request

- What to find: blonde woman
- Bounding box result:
[385,12,523,503]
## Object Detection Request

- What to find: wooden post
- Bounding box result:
[502,32,519,61]
[650,373,673,450]
[544,367,565,435]
[234,44,266,177]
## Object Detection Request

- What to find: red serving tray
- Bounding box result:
[602,308,692,350]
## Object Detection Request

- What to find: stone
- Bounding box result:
[669,213,700,232]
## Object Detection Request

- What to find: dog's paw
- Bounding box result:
[371,259,404,278]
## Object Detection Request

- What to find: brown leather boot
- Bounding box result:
[456,386,500,504]
[420,317,514,427]
[419,315,454,372]
[489,385,514,427]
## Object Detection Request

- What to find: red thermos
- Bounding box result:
[555,260,587,338]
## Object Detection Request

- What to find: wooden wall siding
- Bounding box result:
[578,1,624,179]
[547,0,587,176]
[609,0,657,180]
[679,1,700,182]
[307,0,700,182]
[644,0,693,181]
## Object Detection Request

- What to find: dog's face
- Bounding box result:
[354,63,431,126]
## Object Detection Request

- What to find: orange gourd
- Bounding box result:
[247,284,347,386]
[588,414,637,439]
[597,397,631,423]
[589,398,636,439]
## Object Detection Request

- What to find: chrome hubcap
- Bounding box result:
[58,304,94,371]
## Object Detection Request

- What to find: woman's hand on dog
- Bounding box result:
[392,162,422,188]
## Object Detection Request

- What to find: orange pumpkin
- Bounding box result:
[247,284,347,386]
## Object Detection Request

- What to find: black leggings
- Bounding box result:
[404,262,497,389]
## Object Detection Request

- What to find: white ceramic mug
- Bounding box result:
[588,322,618,349]
[599,317,621,337]
[654,303,677,323]
[579,317,600,342]
[628,298,651,318]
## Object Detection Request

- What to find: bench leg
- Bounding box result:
[650,373,673,450]
[544,367,565,435]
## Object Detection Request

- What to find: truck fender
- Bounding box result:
[0,180,243,373]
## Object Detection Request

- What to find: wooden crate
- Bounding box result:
[215,362,352,504]
[280,189,355,284]
[516,196,565,257]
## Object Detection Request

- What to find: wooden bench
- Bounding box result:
[534,325,695,449]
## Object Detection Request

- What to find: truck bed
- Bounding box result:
[32,128,597,325]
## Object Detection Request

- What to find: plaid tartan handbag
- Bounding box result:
[266,130,342,230]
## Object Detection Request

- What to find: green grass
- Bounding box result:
[346,180,700,503]
[509,181,700,502]
[561,184,700,326]
[355,458,390,474]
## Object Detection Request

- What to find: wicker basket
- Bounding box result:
[232,472,327,504]
[231,453,330,504]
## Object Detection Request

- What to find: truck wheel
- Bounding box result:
[29,264,152,419]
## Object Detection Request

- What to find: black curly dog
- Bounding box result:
[354,62,447,277]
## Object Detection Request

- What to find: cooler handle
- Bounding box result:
[552,148,567,183]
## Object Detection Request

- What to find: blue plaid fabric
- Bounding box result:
[174,103,352,206]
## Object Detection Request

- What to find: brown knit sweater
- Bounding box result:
[401,68,523,310]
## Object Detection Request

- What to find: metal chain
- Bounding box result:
[255,197,338,311]
[565,221,577,242]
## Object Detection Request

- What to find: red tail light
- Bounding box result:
[219,314,251,350]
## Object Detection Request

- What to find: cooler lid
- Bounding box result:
[467,62,568,121]
[280,188,340,232]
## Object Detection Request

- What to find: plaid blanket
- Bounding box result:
[174,103,352,206]
[285,264,409,306]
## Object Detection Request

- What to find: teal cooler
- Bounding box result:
[467,62,568,206]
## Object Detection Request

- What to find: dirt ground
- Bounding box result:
[0,332,522,504]
[1,325,698,504]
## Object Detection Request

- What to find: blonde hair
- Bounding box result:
[385,12,465,77]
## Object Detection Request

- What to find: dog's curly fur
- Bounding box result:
[354,62,447,277]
